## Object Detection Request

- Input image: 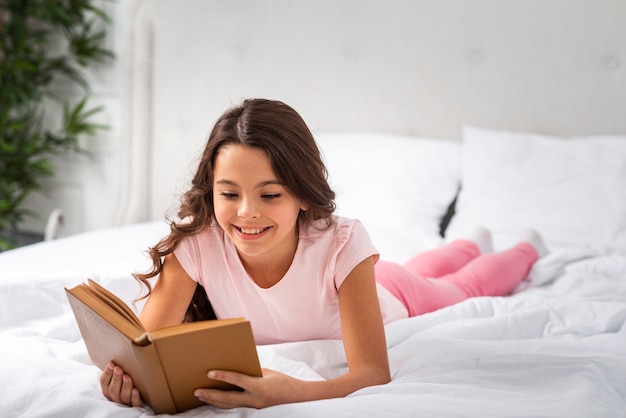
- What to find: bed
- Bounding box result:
[2,0,626,417]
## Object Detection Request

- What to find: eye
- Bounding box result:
[219,192,238,199]
[262,193,281,200]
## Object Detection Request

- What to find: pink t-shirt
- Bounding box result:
[174,216,408,345]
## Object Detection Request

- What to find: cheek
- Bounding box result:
[212,199,229,223]
[276,203,304,226]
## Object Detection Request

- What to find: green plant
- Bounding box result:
[0,0,114,250]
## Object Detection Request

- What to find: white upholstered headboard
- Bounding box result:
[117,0,626,224]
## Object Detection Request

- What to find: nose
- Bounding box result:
[237,196,260,219]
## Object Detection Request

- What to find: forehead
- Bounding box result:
[214,144,276,178]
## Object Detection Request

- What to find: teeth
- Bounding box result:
[240,227,265,235]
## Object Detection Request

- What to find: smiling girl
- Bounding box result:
[100,98,545,410]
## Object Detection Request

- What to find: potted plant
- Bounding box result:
[0,0,114,250]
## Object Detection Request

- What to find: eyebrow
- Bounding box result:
[215,179,284,188]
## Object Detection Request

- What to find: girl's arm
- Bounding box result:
[137,253,198,330]
[100,253,197,405]
[335,255,392,389]
[194,256,391,408]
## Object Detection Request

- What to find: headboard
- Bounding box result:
[117,0,626,225]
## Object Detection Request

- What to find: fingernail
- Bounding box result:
[207,371,216,378]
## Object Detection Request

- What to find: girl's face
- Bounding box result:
[212,144,307,267]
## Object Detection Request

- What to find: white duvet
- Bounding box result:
[1,222,625,417]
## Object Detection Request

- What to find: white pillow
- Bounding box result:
[446,126,626,254]
[315,132,461,262]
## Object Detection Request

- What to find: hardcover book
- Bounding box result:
[66,279,262,414]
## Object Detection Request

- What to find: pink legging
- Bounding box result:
[375,240,539,317]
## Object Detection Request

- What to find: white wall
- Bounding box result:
[20,0,131,238]
[20,0,626,239]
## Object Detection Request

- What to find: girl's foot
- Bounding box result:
[520,229,549,258]
[467,226,494,255]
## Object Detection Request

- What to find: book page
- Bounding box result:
[85,279,144,330]
[66,286,145,340]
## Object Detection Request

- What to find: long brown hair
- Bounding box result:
[134,99,336,320]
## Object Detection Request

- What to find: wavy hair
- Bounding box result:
[134,99,336,320]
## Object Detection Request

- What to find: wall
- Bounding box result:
[20,0,130,238]
[19,0,626,239]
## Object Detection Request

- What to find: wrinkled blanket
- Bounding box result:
[1,224,625,417]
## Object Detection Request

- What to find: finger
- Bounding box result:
[195,371,261,409]
[208,370,251,390]
[119,373,135,405]
[100,362,115,400]
[194,388,247,409]
[130,387,145,407]
[107,365,125,403]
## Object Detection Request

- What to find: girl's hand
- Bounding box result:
[100,362,145,408]
[194,368,300,409]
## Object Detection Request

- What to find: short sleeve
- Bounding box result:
[333,219,379,290]
[173,235,203,282]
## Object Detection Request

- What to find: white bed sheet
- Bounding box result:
[1,222,625,417]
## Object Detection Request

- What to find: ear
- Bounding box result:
[300,202,309,211]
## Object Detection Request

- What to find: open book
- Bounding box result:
[65,279,262,414]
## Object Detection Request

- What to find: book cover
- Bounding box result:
[66,280,262,414]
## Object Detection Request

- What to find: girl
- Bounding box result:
[100,98,546,410]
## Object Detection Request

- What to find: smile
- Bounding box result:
[235,226,270,235]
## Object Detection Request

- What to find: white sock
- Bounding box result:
[465,226,493,254]
[520,229,549,258]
